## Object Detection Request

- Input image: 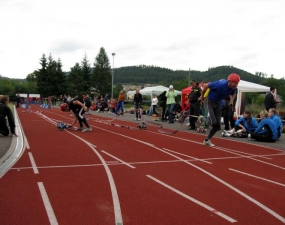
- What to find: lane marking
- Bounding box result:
[145,146,285,223]
[163,148,212,164]
[10,153,284,171]
[216,146,285,171]
[36,112,123,225]
[37,182,58,225]
[35,111,285,223]
[28,152,39,174]
[229,168,285,187]
[147,175,237,223]
[101,151,136,169]
[223,148,272,160]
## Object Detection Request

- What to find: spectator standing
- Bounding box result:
[166,85,177,124]
[115,90,126,115]
[264,87,277,111]
[222,92,237,130]
[104,94,109,104]
[198,73,239,147]
[133,89,143,120]
[16,93,21,109]
[159,91,167,121]
[188,80,202,130]
[151,94,158,115]
[0,95,18,136]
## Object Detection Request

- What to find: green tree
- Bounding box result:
[81,53,92,94]
[36,54,49,97]
[91,47,112,96]
[67,63,85,96]
[54,58,67,97]
[113,83,123,98]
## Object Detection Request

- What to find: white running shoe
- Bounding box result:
[203,140,215,147]
[74,126,83,131]
[82,127,92,132]
[138,118,141,121]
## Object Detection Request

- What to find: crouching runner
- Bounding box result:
[61,94,92,132]
[249,110,278,142]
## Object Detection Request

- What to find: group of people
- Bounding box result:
[133,85,180,123]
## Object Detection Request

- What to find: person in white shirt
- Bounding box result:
[151,94,158,115]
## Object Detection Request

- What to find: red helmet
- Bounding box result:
[60,103,68,111]
[228,73,240,83]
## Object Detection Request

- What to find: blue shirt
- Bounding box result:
[235,116,258,132]
[270,114,283,138]
[254,118,278,140]
[208,80,237,103]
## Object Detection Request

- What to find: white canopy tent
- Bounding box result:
[127,85,181,99]
[235,80,270,116]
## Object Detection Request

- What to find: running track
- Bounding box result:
[1,107,285,225]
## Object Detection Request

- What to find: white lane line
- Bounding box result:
[145,146,285,223]
[224,148,272,160]
[37,182,58,225]
[28,152,39,174]
[147,175,237,223]
[229,168,285,187]
[36,112,123,225]
[37,112,285,223]
[163,148,212,164]
[101,150,136,169]
[62,132,123,225]
[216,146,285,170]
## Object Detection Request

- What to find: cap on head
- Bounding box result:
[169,85,173,89]
[227,73,240,83]
[60,103,68,112]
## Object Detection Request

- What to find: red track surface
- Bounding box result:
[1,107,285,224]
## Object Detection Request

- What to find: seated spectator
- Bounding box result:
[223,110,258,137]
[249,110,278,142]
[268,108,282,139]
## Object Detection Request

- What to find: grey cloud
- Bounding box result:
[50,40,94,53]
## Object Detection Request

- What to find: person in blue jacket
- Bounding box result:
[249,110,277,142]
[226,110,258,137]
[198,73,239,147]
[268,108,282,139]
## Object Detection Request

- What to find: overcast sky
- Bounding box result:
[1,0,284,80]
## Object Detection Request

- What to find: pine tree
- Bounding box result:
[67,63,84,96]
[36,54,49,97]
[81,53,92,94]
[54,58,67,97]
[91,47,112,96]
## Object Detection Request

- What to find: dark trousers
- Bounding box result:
[134,103,141,119]
[0,122,9,136]
[75,108,90,128]
[223,106,235,130]
[250,132,275,142]
[189,101,200,128]
[161,103,166,120]
[206,100,222,140]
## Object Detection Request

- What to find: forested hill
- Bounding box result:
[113,65,265,85]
